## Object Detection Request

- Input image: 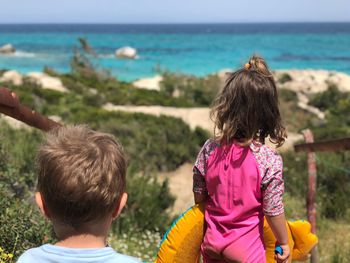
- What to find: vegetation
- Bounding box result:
[0,126,54,259]
[0,43,209,261]
[308,84,350,140]
[0,40,349,261]
[282,83,350,261]
[160,72,221,106]
[308,84,344,111]
[277,72,293,84]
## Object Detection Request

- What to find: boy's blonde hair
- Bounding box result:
[36,125,126,228]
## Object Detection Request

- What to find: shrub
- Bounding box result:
[279,89,297,102]
[278,73,293,84]
[310,87,350,140]
[0,129,54,260]
[309,84,344,111]
[282,151,308,197]
[114,173,175,234]
[282,150,350,220]
[316,152,350,219]
[160,72,221,106]
[0,186,54,260]
[66,108,206,172]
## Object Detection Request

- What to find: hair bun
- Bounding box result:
[247,55,272,77]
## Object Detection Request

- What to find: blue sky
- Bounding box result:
[0,0,349,23]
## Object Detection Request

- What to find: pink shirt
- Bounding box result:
[193,139,284,262]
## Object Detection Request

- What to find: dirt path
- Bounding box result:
[103,103,213,131]
[158,163,194,216]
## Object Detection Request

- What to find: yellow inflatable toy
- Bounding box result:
[155,204,318,263]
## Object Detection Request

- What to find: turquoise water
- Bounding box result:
[0,23,349,81]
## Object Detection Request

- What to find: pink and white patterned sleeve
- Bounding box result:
[261,153,285,216]
[192,139,217,194]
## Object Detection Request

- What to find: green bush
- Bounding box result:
[279,89,297,102]
[316,152,350,219]
[278,73,293,84]
[0,187,54,259]
[282,150,350,220]
[282,151,308,197]
[114,173,175,234]
[160,72,220,106]
[309,84,345,111]
[65,107,207,172]
[0,131,54,259]
[310,87,350,140]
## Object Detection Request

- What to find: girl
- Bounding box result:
[193,55,290,263]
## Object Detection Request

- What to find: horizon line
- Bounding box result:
[0,21,350,25]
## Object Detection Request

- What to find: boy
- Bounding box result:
[17,125,141,263]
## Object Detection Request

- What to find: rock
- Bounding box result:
[217,68,233,79]
[115,46,137,59]
[48,115,62,123]
[26,72,68,92]
[275,70,350,94]
[0,44,15,54]
[132,75,163,91]
[0,115,30,130]
[0,70,23,85]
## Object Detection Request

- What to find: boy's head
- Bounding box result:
[35,125,127,230]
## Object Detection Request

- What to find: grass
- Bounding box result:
[110,194,349,262]
[109,229,161,262]
[284,195,350,263]
[279,97,314,133]
[317,219,350,263]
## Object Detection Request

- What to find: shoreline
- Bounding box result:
[1,67,350,94]
[130,68,350,93]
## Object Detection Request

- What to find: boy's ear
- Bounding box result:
[35,192,51,219]
[112,192,128,220]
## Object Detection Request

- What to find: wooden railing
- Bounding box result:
[0,87,61,131]
[294,131,350,263]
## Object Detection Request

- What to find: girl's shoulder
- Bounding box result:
[197,138,220,160]
[202,138,220,152]
[250,141,282,169]
[193,139,220,174]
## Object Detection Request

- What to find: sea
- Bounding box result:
[0,23,350,81]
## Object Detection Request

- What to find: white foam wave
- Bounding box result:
[0,50,36,58]
[99,54,141,60]
[13,51,36,58]
[99,54,115,59]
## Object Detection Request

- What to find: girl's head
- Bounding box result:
[211,55,286,147]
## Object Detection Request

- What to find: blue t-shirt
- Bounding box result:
[17,244,142,263]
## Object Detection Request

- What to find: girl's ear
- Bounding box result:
[35,192,51,219]
[112,192,128,220]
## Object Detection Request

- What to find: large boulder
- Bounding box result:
[0,70,23,85]
[26,72,68,92]
[115,46,137,59]
[0,44,15,54]
[133,75,163,91]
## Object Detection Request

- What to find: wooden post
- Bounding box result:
[302,129,319,263]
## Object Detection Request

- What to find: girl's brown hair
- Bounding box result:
[211,55,286,147]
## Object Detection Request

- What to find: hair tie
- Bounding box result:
[244,63,251,70]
